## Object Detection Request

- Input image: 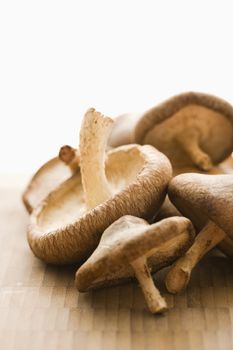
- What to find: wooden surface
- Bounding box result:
[1,183,233,350]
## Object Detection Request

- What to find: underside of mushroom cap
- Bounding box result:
[22,157,72,213]
[75,215,195,292]
[168,173,233,238]
[108,113,141,148]
[134,92,233,167]
[28,144,172,265]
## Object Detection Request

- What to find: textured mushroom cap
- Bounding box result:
[75,215,195,292]
[134,92,233,166]
[155,156,233,223]
[168,173,233,238]
[75,229,194,290]
[22,157,72,213]
[28,144,172,265]
[157,158,233,257]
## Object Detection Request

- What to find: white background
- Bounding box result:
[1,0,233,176]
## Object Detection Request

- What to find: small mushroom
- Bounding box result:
[165,173,233,293]
[59,145,80,173]
[74,215,195,290]
[76,215,195,314]
[28,109,172,264]
[22,157,72,213]
[109,92,233,171]
[23,144,80,213]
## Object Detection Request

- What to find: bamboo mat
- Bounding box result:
[1,184,233,350]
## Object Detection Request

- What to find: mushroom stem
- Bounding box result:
[59,145,80,173]
[130,256,168,314]
[165,220,226,293]
[79,108,114,209]
[176,131,213,171]
[218,236,233,258]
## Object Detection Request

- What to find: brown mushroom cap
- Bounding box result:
[75,215,195,292]
[134,92,233,168]
[22,157,72,213]
[156,156,233,257]
[156,155,233,222]
[75,215,195,290]
[165,173,233,294]
[168,173,233,238]
[28,144,172,265]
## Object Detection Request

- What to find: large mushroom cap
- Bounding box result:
[134,92,233,168]
[22,157,72,213]
[75,215,195,292]
[168,173,233,238]
[28,144,172,264]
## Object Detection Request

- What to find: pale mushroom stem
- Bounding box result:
[165,220,226,293]
[59,145,80,173]
[79,108,114,209]
[130,256,168,314]
[218,236,233,258]
[176,131,213,171]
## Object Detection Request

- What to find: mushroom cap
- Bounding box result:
[168,173,233,238]
[157,158,233,257]
[155,156,233,223]
[75,215,195,292]
[28,144,172,265]
[108,113,141,148]
[155,155,232,222]
[22,157,72,213]
[134,92,233,166]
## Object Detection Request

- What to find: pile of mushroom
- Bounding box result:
[23,91,233,314]
[109,91,233,172]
